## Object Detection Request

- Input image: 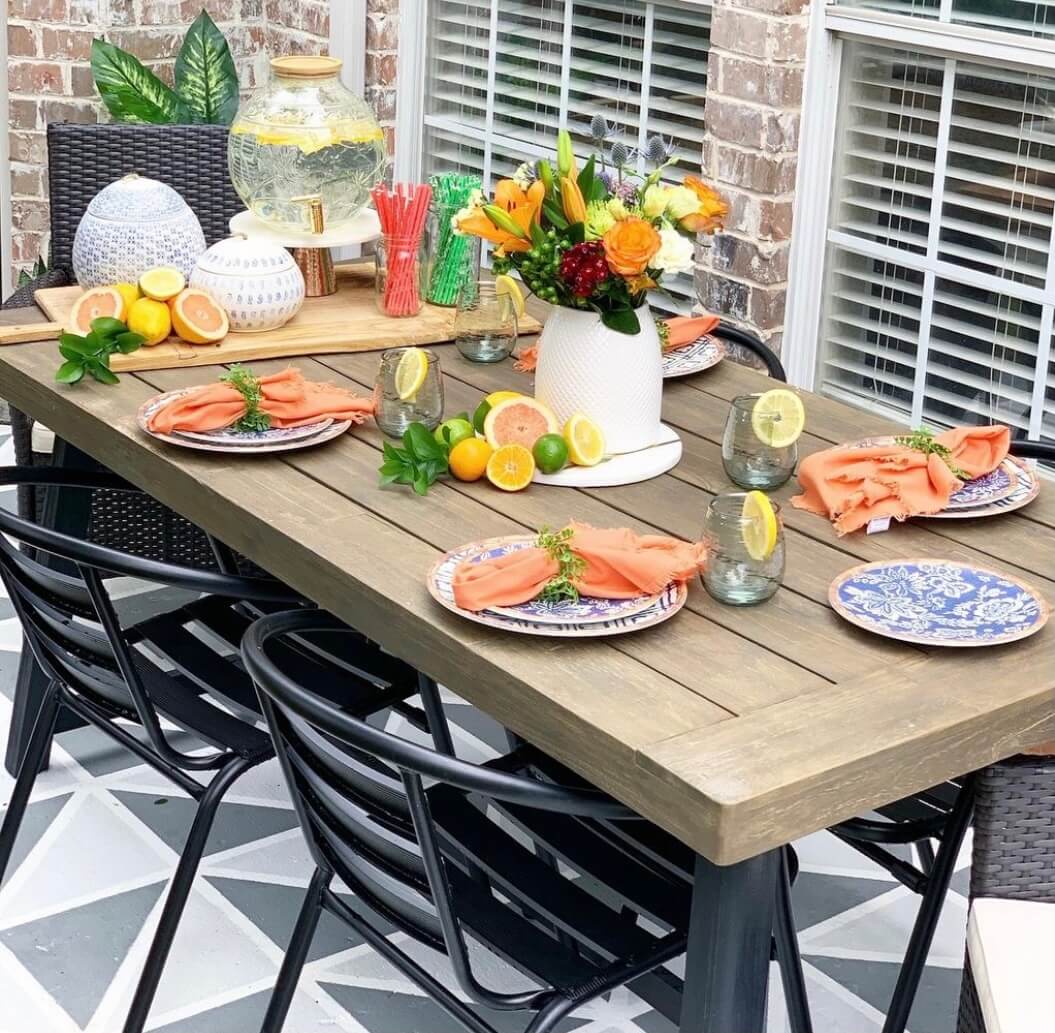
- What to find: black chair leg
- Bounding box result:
[260,866,330,1033]
[774,846,814,1033]
[881,778,975,1033]
[915,839,936,875]
[0,687,60,882]
[122,754,258,1033]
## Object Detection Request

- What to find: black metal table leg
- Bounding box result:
[5,439,92,776]
[680,849,780,1033]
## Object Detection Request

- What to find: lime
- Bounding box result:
[472,399,491,435]
[434,417,475,450]
[533,433,569,474]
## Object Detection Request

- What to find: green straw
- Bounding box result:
[428,172,482,306]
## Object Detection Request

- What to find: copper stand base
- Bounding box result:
[290,246,337,297]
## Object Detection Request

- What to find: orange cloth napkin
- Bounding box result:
[791,425,1010,535]
[148,368,374,434]
[452,522,706,611]
[513,313,720,372]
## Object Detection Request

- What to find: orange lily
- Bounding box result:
[458,179,544,254]
[679,176,728,233]
[560,177,587,225]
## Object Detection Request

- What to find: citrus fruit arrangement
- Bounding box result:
[67,266,229,349]
[378,352,607,496]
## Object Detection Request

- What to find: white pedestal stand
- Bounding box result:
[229,207,381,249]
[533,424,683,487]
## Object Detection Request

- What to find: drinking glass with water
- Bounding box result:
[702,492,785,606]
[373,348,444,437]
[722,392,800,490]
[453,280,518,363]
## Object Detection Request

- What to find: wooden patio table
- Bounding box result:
[1,307,1053,1032]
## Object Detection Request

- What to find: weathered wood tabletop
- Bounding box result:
[1,315,1053,867]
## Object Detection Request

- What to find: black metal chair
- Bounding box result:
[0,466,423,1033]
[713,322,787,381]
[242,607,815,1033]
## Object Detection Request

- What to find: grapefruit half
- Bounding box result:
[170,288,229,344]
[67,286,125,334]
[483,397,559,450]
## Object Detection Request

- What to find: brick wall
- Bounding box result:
[695,0,810,353]
[6,0,332,283]
[365,0,398,157]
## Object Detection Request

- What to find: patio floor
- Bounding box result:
[0,428,970,1033]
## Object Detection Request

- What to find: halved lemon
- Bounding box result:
[751,388,805,448]
[563,412,606,467]
[138,267,186,302]
[486,444,535,491]
[394,347,429,401]
[494,274,525,318]
[741,490,779,562]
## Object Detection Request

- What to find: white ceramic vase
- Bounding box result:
[190,235,305,332]
[72,174,206,287]
[533,304,664,455]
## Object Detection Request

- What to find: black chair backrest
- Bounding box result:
[47,122,241,272]
[1010,440,1055,463]
[0,467,297,767]
[242,608,635,983]
[714,322,787,381]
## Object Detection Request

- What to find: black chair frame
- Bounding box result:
[713,321,787,380]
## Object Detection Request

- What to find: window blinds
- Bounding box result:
[821,41,1055,443]
[422,0,713,310]
[840,0,1055,38]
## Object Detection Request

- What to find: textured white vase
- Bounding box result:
[534,304,664,455]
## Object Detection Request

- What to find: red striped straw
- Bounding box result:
[371,182,432,317]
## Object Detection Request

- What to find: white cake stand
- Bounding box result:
[229,207,381,248]
[533,424,683,487]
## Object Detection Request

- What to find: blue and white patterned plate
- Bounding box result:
[427,536,687,638]
[662,336,724,379]
[176,419,333,447]
[944,463,1018,509]
[929,457,1039,520]
[830,559,1049,647]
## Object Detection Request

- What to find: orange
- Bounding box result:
[486,444,535,491]
[483,397,559,450]
[67,286,126,333]
[448,437,493,482]
[170,287,229,344]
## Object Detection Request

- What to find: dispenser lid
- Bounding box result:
[271,56,342,79]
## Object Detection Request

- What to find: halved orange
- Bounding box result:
[486,444,535,492]
[483,397,559,450]
[67,286,125,333]
[170,287,229,344]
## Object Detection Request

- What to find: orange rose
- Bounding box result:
[680,176,728,233]
[603,217,661,277]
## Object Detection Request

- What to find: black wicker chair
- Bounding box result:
[242,608,816,1033]
[713,322,786,380]
[2,121,240,560]
[0,467,427,1033]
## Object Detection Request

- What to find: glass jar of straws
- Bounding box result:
[372,183,432,318]
[426,173,482,307]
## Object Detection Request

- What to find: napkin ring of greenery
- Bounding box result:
[894,428,969,480]
[220,365,271,432]
[537,527,587,604]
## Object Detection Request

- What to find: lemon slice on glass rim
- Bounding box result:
[751,388,805,448]
[741,490,779,562]
[493,274,525,318]
[394,347,429,401]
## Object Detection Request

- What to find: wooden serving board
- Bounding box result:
[35,262,541,374]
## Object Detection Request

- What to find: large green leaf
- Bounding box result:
[91,39,188,124]
[175,11,239,125]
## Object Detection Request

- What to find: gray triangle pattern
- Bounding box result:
[0,880,165,1028]
[0,791,72,888]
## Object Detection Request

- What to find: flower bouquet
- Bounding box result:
[451,126,727,457]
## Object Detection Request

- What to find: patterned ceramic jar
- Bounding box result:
[72,174,206,288]
[189,235,305,332]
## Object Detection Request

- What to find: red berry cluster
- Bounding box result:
[559,241,609,298]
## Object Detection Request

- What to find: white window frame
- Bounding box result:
[1,18,12,300]
[785,3,1055,440]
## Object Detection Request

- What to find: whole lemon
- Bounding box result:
[127,297,172,347]
[113,282,140,318]
[448,437,493,482]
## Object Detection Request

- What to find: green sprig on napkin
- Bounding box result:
[536,526,587,604]
[220,365,271,432]
[894,427,970,480]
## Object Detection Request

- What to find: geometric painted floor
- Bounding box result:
[0,428,969,1033]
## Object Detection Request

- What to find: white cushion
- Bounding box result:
[968,897,1055,1033]
[31,423,55,454]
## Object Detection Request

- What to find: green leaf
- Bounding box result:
[529,220,547,248]
[542,198,569,230]
[175,10,239,125]
[115,332,145,354]
[601,307,641,335]
[413,471,430,496]
[577,155,596,199]
[90,316,126,339]
[55,360,85,384]
[92,39,188,124]
[59,333,95,356]
[403,422,445,461]
[378,470,403,487]
[567,222,586,245]
[85,357,120,384]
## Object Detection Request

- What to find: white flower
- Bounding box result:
[652,227,694,274]
[666,184,702,221]
[641,185,671,219]
[512,161,536,190]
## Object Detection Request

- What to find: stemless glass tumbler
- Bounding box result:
[373,348,444,437]
[702,493,785,605]
[453,280,518,362]
[722,393,798,490]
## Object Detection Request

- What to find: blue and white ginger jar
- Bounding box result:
[72,174,206,288]
[189,235,305,332]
